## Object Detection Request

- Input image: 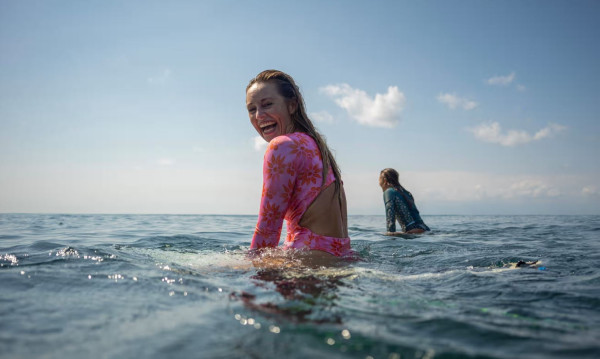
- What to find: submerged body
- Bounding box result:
[383,187,430,233]
[251,132,351,256]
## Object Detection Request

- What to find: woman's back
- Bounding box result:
[383,187,428,233]
[251,132,351,256]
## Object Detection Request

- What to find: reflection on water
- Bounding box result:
[231,249,353,324]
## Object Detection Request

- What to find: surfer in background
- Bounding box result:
[246,70,351,257]
[379,168,430,235]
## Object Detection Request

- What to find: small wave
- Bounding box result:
[0,235,22,240]
[128,234,236,252]
[348,226,378,233]
[344,261,544,284]
[123,246,252,274]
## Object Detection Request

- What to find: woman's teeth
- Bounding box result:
[260,122,277,134]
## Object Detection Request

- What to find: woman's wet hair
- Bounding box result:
[247,70,342,189]
[380,168,415,207]
[380,168,402,191]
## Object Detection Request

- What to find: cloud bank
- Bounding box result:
[437,93,478,110]
[321,84,405,128]
[344,170,600,215]
[468,122,566,146]
[414,172,564,202]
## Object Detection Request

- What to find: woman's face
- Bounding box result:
[379,173,387,190]
[246,81,296,143]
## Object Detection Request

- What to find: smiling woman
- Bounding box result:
[245,70,352,257]
[246,81,296,142]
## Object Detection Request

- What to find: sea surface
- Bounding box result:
[1,214,599,359]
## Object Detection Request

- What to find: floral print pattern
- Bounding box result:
[251,132,352,256]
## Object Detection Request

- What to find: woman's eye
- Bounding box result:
[263,102,272,107]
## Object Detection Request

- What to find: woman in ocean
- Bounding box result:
[379,168,430,235]
[246,70,351,257]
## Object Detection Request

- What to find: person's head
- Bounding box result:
[246,72,297,142]
[379,168,401,191]
[246,70,313,142]
[246,70,342,187]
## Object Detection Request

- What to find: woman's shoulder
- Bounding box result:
[383,187,397,199]
[267,132,314,152]
[266,134,295,152]
[384,187,397,195]
[287,132,314,145]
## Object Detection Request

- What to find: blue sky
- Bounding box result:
[1,0,598,215]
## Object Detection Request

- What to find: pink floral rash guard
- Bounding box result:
[250,132,352,256]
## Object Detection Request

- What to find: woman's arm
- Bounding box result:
[383,190,396,233]
[251,137,297,249]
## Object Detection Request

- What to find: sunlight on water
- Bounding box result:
[127,247,253,272]
[1,253,19,266]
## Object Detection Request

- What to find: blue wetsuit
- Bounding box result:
[383,187,430,233]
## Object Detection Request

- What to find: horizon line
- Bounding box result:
[1,212,598,216]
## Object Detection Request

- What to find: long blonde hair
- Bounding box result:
[247,70,342,189]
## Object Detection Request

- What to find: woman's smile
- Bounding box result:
[246,81,295,142]
[258,120,278,135]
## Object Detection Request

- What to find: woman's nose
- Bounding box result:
[256,108,266,119]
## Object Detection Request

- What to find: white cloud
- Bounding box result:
[437,93,478,110]
[533,123,567,140]
[147,68,172,84]
[516,84,526,92]
[253,136,267,151]
[320,83,406,128]
[310,111,335,123]
[487,72,515,86]
[582,186,599,197]
[468,122,566,146]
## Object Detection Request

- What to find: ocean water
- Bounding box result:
[0,214,599,359]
